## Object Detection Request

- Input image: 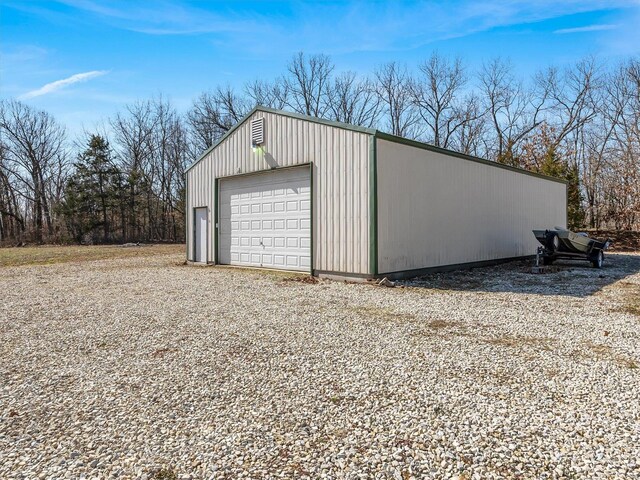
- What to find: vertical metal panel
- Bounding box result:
[185,111,371,274]
[376,138,567,274]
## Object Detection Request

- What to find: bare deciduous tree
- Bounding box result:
[0,139,25,242]
[410,53,476,148]
[0,99,67,242]
[187,86,250,153]
[601,58,640,229]
[479,58,548,164]
[540,57,601,149]
[111,99,156,240]
[3,52,640,244]
[151,98,189,240]
[245,79,289,110]
[109,97,191,242]
[448,93,487,156]
[326,72,381,127]
[375,62,420,138]
[284,52,334,117]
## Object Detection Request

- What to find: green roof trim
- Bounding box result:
[186,106,566,186]
[374,132,568,185]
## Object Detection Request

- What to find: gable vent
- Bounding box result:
[251,118,265,146]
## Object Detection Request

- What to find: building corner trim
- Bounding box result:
[214,178,219,264]
[369,135,378,277]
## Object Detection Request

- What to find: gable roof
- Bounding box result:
[184,106,376,173]
[185,106,566,185]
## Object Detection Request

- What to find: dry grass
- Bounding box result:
[0,244,184,268]
[278,274,320,284]
[149,467,178,480]
[426,319,461,329]
[350,305,416,322]
[617,282,640,317]
[482,334,556,350]
[586,342,639,369]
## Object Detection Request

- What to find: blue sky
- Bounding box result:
[1,0,639,137]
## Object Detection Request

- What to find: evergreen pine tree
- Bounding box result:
[59,135,123,242]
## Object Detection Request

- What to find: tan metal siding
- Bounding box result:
[186,154,216,262]
[376,138,567,274]
[186,111,371,274]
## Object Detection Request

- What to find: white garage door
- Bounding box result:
[218,167,311,272]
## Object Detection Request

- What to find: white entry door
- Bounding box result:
[194,207,207,263]
[218,167,311,272]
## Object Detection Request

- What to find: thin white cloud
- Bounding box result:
[19,70,108,99]
[18,0,637,55]
[1,45,48,64]
[269,1,633,56]
[554,24,618,34]
[54,0,260,36]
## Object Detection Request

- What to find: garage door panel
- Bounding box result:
[218,167,311,272]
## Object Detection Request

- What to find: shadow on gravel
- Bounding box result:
[400,253,640,297]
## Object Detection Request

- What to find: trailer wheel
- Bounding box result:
[590,250,604,269]
[546,232,560,252]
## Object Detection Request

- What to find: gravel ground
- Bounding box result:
[1,249,639,479]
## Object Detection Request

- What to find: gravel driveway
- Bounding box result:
[1,249,639,479]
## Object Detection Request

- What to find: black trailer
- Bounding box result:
[532,228,611,268]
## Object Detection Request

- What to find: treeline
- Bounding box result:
[1,97,189,244]
[1,53,639,245]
